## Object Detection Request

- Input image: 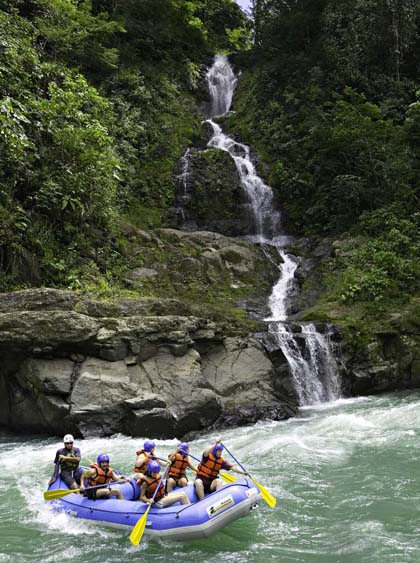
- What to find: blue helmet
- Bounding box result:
[178,442,189,453]
[147,460,161,475]
[97,454,110,465]
[212,444,224,456]
[144,440,156,453]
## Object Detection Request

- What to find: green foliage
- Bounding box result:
[230,0,420,319]
[0,9,120,287]
[0,0,248,292]
[336,211,420,305]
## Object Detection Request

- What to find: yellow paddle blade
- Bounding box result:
[129,505,151,546]
[220,472,237,484]
[44,488,81,501]
[250,477,277,508]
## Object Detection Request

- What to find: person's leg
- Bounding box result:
[166,477,176,493]
[95,489,111,499]
[194,478,205,500]
[210,478,224,493]
[109,488,124,500]
[178,477,188,487]
[61,470,77,490]
[156,492,190,508]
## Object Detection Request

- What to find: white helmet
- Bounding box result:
[63,434,74,443]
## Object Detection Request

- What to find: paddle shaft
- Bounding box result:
[177,451,200,464]
[80,480,128,493]
[220,443,248,474]
[129,464,171,546]
[146,463,170,504]
[50,461,60,479]
[221,442,277,508]
[47,461,60,486]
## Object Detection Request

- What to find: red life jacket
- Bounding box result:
[134,450,155,474]
[87,463,114,487]
[196,453,223,480]
[168,452,189,479]
[137,473,165,502]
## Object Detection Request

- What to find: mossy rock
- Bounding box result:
[176,148,251,236]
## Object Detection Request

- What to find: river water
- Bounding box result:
[1,391,420,562]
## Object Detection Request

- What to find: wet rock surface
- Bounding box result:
[0,288,297,438]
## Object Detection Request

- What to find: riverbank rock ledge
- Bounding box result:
[0,289,297,438]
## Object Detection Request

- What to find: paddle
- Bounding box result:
[44,480,127,501]
[178,450,237,485]
[221,443,277,508]
[47,461,60,487]
[129,464,170,546]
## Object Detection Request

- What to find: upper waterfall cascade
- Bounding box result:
[206,54,237,117]
[180,54,342,406]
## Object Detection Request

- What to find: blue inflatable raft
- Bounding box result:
[47,475,261,540]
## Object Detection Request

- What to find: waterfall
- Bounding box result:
[206,120,280,239]
[206,54,237,117]
[204,54,341,405]
[176,148,196,229]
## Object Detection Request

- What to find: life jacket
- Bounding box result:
[196,453,223,481]
[133,450,156,474]
[137,473,165,502]
[168,452,189,479]
[87,463,114,487]
[60,448,80,472]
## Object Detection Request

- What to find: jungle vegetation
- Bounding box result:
[231,0,420,317]
[0,0,419,325]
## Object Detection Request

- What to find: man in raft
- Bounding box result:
[166,442,197,493]
[80,454,131,499]
[138,460,191,507]
[194,436,248,500]
[133,440,169,474]
[50,434,81,489]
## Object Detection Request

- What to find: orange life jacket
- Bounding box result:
[137,473,165,502]
[134,450,155,474]
[196,453,223,481]
[168,452,189,479]
[87,463,115,487]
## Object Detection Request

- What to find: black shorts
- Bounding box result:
[84,489,97,500]
[196,477,216,494]
[168,475,187,485]
[60,470,77,488]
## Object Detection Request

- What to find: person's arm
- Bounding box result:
[140,482,153,504]
[59,454,81,462]
[58,448,81,463]
[202,435,222,457]
[79,468,94,491]
[188,460,197,472]
[135,453,148,468]
[229,464,248,476]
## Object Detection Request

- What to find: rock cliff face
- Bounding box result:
[173,146,251,235]
[290,238,420,398]
[0,284,297,439]
[342,318,420,396]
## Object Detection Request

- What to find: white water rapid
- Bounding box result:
[205,54,341,405]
